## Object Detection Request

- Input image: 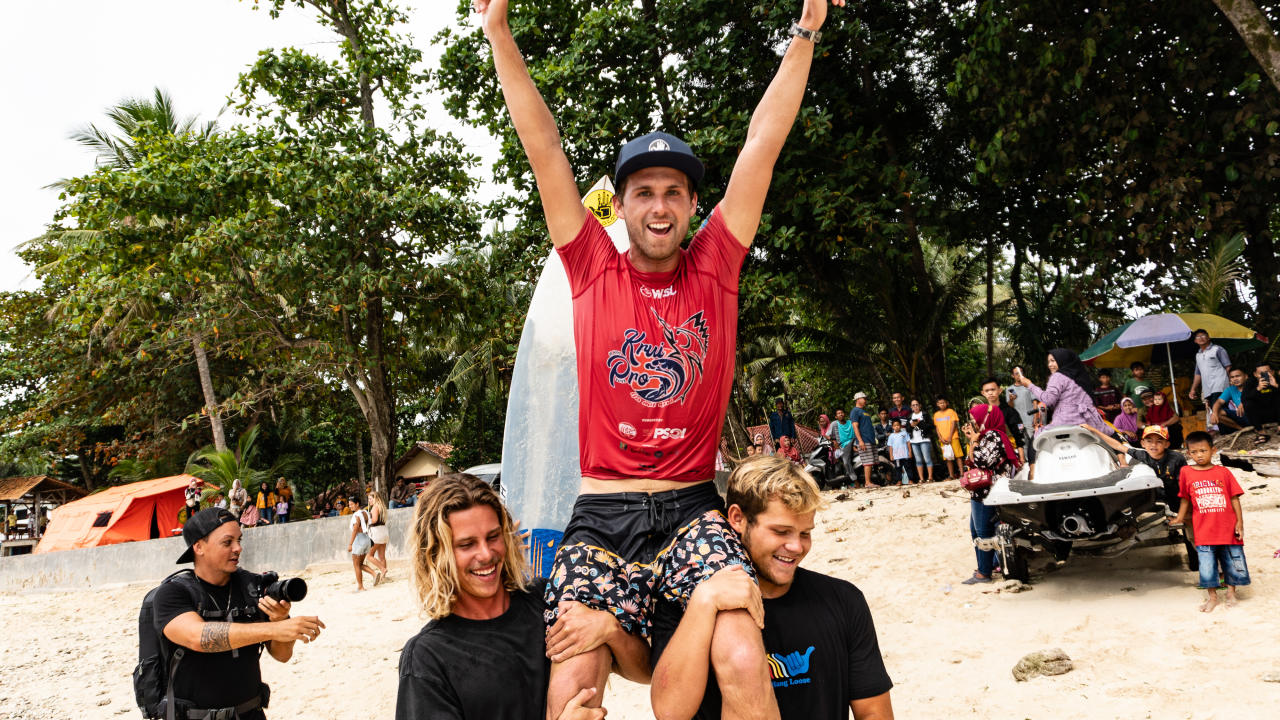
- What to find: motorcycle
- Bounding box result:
[805,436,850,490]
[805,436,895,489]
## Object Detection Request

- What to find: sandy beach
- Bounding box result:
[4,469,1279,719]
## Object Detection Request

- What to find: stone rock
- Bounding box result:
[1012,648,1074,681]
[990,579,1031,594]
[1262,672,1280,683]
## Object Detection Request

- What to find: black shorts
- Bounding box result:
[544,482,753,638]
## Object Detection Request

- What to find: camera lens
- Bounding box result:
[266,577,308,602]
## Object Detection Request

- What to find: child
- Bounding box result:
[1085,424,1187,513]
[934,397,963,479]
[1091,369,1123,422]
[887,420,913,485]
[1124,361,1152,405]
[1171,430,1249,613]
[1141,389,1183,448]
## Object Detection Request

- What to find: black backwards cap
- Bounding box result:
[614,131,705,191]
[176,507,240,564]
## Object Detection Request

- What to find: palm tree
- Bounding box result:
[54,89,230,452]
[67,87,217,171]
[185,425,301,503]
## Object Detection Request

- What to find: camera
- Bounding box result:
[246,571,308,604]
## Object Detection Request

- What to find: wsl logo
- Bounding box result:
[767,646,815,689]
[606,309,710,408]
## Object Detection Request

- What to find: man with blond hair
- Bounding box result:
[651,456,894,719]
[396,474,647,720]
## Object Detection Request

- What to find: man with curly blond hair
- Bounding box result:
[395,474,647,720]
[651,456,895,719]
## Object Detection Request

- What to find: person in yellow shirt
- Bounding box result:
[933,396,963,479]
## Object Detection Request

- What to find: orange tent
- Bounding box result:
[35,474,195,553]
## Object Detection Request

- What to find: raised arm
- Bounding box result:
[477,0,586,246]
[720,0,844,245]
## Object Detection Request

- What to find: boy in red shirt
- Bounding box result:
[1172,430,1249,613]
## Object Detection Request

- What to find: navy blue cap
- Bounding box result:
[176,507,239,564]
[614,132,705,191]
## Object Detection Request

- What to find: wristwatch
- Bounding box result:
[790,20,822,44]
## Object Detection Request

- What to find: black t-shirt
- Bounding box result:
[653,568,893,720]
[1126,448,1187,511]
[396,587,548,720]
[1243,377,1279,425]
[152,571,266,710]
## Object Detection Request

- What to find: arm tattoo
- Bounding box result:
[200,622,232,652]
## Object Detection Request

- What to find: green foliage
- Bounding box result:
[186,425,301,500]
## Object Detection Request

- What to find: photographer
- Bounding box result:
[153,508,325,719]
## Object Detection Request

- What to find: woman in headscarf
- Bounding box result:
[1113,396,1141,444]
[1011,348,1111,437]
[959,421,1015,584]
[229,479,249,521]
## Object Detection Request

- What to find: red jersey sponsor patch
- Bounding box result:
[558,206,747,481]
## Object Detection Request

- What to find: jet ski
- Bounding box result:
[981,425,1189,581]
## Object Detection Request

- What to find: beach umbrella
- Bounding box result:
[1080,312,1268,413]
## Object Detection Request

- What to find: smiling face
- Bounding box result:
[729,499,814,597]
[448,505,506,604]
[613,166,697,271]
[1046,353,1059,374]
[891,392,904,407]
[1140,433,1169,458]
[193,521,242,579]
[910,399,922,412]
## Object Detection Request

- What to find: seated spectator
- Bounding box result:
[390,477,409,509]
[339,497,353,516]
[1091,369,1123,422]
[776,435,802,464]
[1114,397,1142,444]
[752,432,773,456]
[1140,389,1183,449]
[1210,367,1251,434]
[1242,361,1279,433]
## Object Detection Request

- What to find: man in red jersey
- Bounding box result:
[475,0,843,717]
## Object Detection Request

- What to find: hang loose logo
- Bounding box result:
[767,646,816,679]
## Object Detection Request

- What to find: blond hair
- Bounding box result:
[408,474,529,618]
[725,455,824,524]
[369,492,387,519]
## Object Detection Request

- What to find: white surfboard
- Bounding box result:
[503,177,628,571]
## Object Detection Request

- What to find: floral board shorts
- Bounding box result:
[544,482,753,638]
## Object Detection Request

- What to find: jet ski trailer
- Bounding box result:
[982,425,1193,582]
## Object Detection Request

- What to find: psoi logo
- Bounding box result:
[653,427,687,440]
